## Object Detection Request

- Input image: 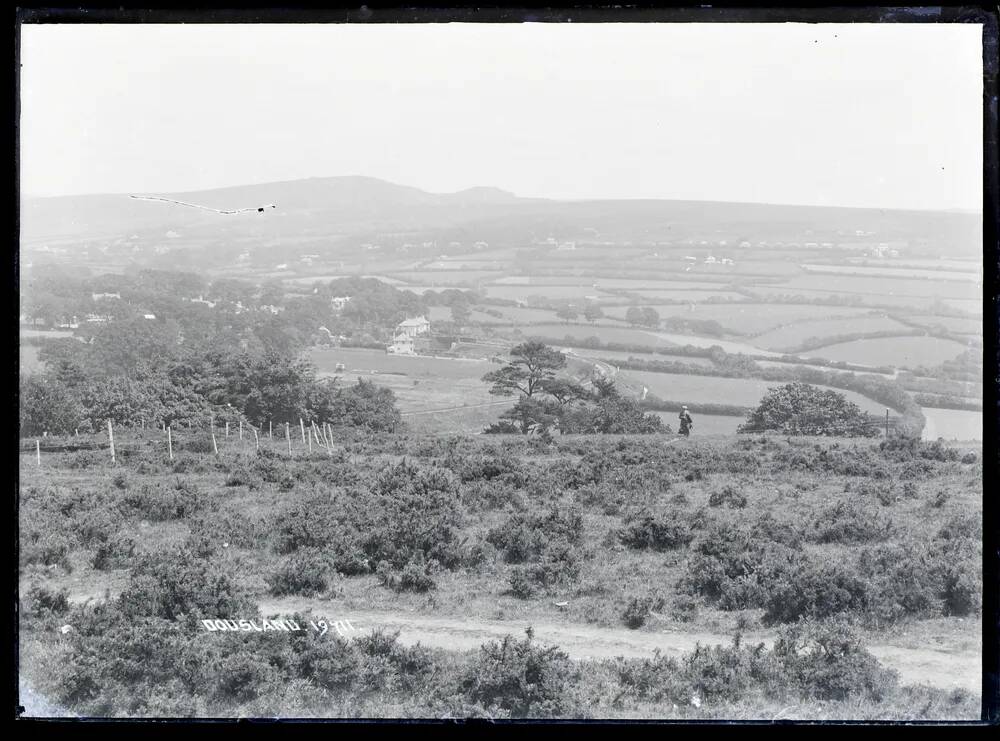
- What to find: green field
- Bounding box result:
[750,315,909,352]
[921,408,983,441]
[773,275,981,300]
[497,324,680,348]
[803,336,971,369]
[619,369,887,413]
[908,316,983,336]
[483,285,618,302]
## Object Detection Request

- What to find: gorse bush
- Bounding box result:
[266,549,330,597]
[708,484,748,509]
[486,506,583,563]
[117,547,256,621]
[617,510,695,551]
[460,629,579,718]
[622,593,666,629]
[809,499,893,545]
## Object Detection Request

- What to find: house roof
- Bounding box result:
[398,316,429,327]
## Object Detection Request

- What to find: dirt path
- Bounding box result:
[259,598,982,693]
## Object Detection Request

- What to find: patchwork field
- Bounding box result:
[802,336,971,369]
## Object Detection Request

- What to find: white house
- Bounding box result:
[396,316,431,338]
[143,313,156,320]
[331,296,352,312]
[91,292,121,301]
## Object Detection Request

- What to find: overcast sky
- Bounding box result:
[19,22,983,210]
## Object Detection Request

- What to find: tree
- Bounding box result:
[331,378,401,432]
[640,307,660,328]
[584,303,604,324]
[481,342,567,398]
[625,307,643,326]
[738,383,878,437]
[487,396,561,435]
[555,306,579,324]
[19,374,85,436]
[451,301,472,327]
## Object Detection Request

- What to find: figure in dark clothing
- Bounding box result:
[678,406,693,437]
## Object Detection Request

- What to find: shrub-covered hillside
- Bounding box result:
[19,431,982,719]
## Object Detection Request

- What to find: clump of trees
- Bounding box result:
[481,342,664,435]
[737,383,879,437]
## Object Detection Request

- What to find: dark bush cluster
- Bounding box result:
[459,629,579,718]
[617,510,695,551]
[616,620,897,706]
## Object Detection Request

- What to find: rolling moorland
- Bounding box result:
[18,177,985,719]
[21,176,983,441]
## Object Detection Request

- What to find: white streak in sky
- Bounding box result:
[129,195,276,214]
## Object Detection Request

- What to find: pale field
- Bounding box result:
[921,408,983,441]
[619,369,888,413]
[801,264,980,282]
[775,274,982,300]
[631,303,876,336]
[497,323,685,347]
[804,336,972,369]
[483,285,618,302]
[908,316,983,336]
[750,315,910,351]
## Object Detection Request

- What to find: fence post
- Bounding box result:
[167,426,173,461]
[269,420,273,439]
[885,409,889,438]
[212,427,219,455]
[36,439,40,467]
[253,426,260,452]
[108,420,116,466]
[307,423,313,454]
[225,421,230,438]
[239,419,243,441]
[299,418,306,446]
[285,422,291,455]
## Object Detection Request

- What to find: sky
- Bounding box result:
[19,22,983,210]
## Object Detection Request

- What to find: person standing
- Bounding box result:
[678,406,693,437]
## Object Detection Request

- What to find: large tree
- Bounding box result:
[481,342,567,398]
[738,382,878,437]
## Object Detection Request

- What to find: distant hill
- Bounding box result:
[20,175,982,264]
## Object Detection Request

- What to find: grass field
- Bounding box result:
[908,316,983,336]
[803,336,971,369]
[618,370,888,413]
[18,432,983,719]
[920,408,982,442]
[651,411,745,435]
[750,315,909,352]
[621,290,747,302]
[483,285,618,302]
[497,324,683,348]
[772,275,981,300]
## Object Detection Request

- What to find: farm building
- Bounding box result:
[396,316,431,338]
[91,292,121,301]
[331,296,352,311]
